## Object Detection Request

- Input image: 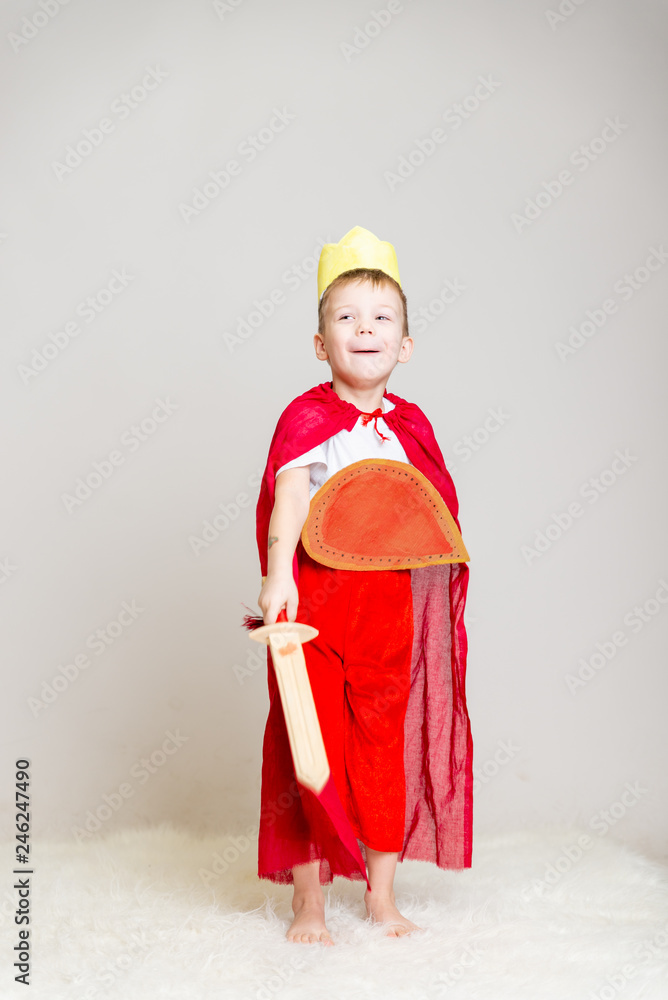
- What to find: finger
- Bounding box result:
[268,601,287,625]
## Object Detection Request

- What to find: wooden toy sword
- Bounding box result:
[247,608,330,795]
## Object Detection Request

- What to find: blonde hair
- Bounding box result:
[318,268,409,339]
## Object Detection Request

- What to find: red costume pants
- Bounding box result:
[258,545,414,882]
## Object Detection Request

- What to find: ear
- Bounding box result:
[314,332,328,360]
[396,336,414,364]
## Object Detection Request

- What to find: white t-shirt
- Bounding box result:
[276,397,410,499]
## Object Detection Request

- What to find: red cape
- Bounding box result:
[256,380,473,883]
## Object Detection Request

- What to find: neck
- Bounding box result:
[329,376,387,413]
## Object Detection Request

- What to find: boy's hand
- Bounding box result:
[258,572,300,625]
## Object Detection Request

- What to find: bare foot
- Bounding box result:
[364,889,421,937]
[287,894,334,945]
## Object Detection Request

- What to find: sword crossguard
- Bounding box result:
[248,607,319,645]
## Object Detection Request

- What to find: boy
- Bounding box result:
[254,227,472,945]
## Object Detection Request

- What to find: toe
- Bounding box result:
[386,923,408,937]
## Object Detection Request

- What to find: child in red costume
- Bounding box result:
[255,228,473,944]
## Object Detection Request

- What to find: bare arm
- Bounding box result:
[257,465,310,624]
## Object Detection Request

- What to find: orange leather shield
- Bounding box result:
[301,459,469,570]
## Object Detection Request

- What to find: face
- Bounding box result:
[314,280,413,387]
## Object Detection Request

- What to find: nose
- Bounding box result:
[356,318,374,334]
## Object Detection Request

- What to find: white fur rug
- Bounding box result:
[1,823,667,999]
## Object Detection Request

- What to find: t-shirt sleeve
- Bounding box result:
[276,443,328,479]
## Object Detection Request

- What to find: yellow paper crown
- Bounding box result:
[317,226,401,300]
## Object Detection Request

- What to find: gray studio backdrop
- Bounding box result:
[2,0,667,859]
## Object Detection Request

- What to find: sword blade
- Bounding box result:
[267,629,330,795]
